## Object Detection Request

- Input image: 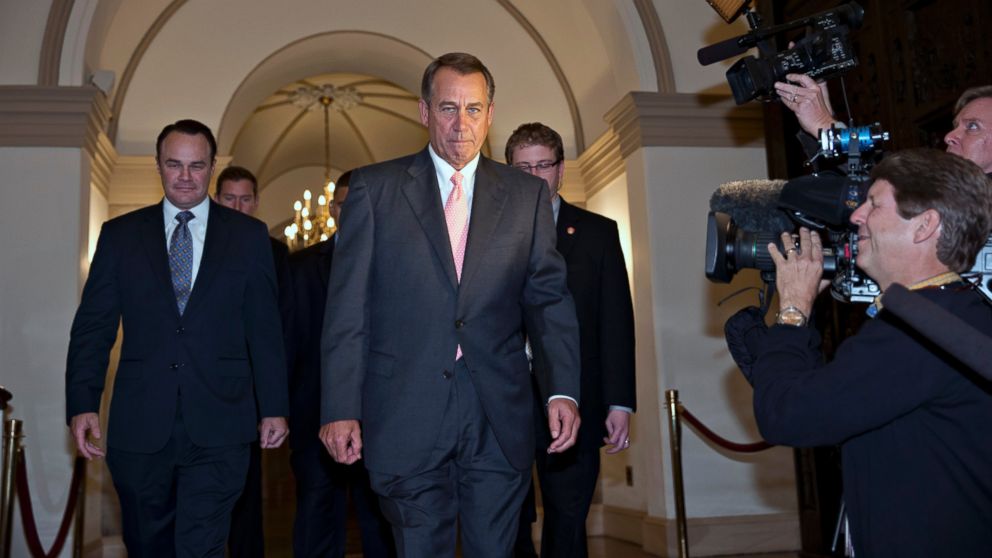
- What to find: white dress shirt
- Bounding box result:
[163,196,210,286]
[428,144,479,217]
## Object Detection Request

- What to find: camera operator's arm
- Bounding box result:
[767,227,830,318]
[774,73,842,137]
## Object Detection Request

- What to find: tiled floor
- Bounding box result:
[586,538,798,558]
[261,448,799,558]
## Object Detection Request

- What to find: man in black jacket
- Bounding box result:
[287,171,394,557]
[506,122,636,558]
[729,149,992,556]
[214,165,293,558]
[65,120,289,557]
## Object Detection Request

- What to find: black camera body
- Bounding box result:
[706,125,887,303]
[727,19,860,105]
[696,2,865,105]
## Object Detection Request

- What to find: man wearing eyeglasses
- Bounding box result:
[506,122,636,558]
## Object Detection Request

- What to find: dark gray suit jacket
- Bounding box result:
[320,148,580,476]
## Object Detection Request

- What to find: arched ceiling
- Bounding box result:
[231,72,428,191]
[80,0,679,161]
[215,30,433,157]
[102,0,578,158]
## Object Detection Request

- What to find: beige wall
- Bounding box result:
[0,146,92,557]
[0,0,52,84]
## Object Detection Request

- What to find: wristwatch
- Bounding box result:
[775,305,808,327]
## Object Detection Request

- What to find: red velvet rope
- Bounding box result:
[15,452,85,558]
[679,406,774,453]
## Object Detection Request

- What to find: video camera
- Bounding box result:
[705,124,888,303]
[698,1,864,105]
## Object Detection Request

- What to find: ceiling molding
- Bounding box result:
[0,85,111,157]
[90,132,118,199]
[497,0,585,153]
[632,0,676,93]
[577,129,625,199]
[604,92,765,158]
[107,0,187,141]
[39,0,76,86]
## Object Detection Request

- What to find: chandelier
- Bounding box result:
[284,83,362,250]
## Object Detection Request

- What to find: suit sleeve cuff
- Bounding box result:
[608,405,633,414]
[548,395,578,407]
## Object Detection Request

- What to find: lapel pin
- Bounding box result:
[566,226,576,235]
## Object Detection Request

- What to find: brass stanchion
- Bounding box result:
[1,419,24,558]
[666,390,689,558]
[72,458,86,558]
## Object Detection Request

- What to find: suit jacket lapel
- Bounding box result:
[460,157,507,288]
[556,198,580,258]
[183,201,230,317]
[140,202,178,310]
[402,148,459,289]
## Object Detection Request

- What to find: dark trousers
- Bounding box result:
[369,359,530,558]
[533,446,600,558]
[516,388,601,558]
[228,443,264,557]
[291,446,395,558]
[106,410,249,558]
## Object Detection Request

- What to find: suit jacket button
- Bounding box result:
[454,319,465,329]
[176,327,184,334]
[170,363,179,370]
[442,370,452,379]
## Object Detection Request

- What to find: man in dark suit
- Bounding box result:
[214,165,293,558]
[506,122,636,558]
[65,119,289,557]
[288,170,394,557]
[319,53,582,558]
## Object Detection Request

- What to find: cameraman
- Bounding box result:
[775,75,992,176]
[729,149,992,556]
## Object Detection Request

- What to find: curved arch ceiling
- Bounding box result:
[112,0,576,158]
[232,72,429,190]
[216,30,432,155]
[87,0,672,162]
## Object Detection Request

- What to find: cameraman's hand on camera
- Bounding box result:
[768,228,830,317]
[774,73,840,137]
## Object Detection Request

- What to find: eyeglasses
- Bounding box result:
[513,160,560,173]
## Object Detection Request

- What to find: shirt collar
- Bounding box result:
[163,196,210,227]
[428,144,481,184]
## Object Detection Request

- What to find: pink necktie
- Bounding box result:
[444,171,468,360]
[444,171,468,281]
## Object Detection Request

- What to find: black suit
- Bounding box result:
[749,286,992,555]
[321,148,580,557]
[288,237,394,557]
[228,237,294,558]
[520,198,636,558]
[65,200,289,557]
